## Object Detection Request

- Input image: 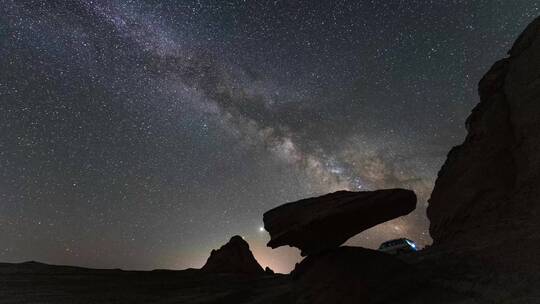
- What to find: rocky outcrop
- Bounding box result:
[427,16,540,271]
[263,189,416,256]
[201,235,265,275]
[257,16,540,304]
[264,267,275,275]
[427,57,517,245]
[291,247,422,304]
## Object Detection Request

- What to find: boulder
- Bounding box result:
[201,235,264,275]
[263,189,416,256]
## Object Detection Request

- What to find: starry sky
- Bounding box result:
[0,1,538,273]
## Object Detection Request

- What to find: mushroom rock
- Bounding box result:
[263,189,417,256]
[201,235,264,275]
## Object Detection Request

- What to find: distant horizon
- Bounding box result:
[0,259,204,272]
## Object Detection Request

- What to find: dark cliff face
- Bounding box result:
[427,17,540,251]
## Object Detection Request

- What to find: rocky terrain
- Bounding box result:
[2,14,540,304]
[290,246,421,304]
[0,261,290,304]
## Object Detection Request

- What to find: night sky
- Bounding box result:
[1,1,538,273]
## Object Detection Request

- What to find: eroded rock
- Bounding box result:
[201,235,264,275]
[427,16,540,272]
[264,266,275,275]
[263,189,416,256]
[291,247,421,304]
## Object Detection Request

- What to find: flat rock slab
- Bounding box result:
[263,189,416,256]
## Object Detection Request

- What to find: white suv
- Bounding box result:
[378,238,418,254]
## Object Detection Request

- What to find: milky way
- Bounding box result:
[1,1,538,273]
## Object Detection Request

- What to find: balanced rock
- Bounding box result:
[201,235,264,275]
[263,189,416,256]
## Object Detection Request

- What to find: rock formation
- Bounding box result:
[201,235,265,275]
[427,16,540,271]
[253,16,540,304]
[264,267,275,275]
[291,247,421,304]
[409,16,540,303]
[263,189,416,256]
